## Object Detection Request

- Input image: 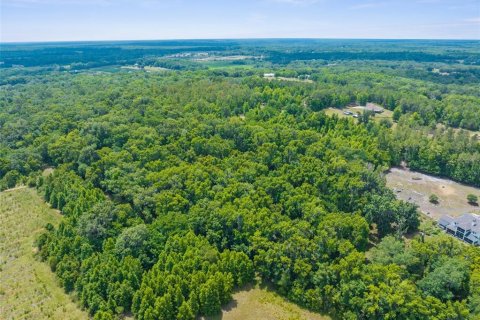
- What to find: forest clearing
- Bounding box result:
[386,167,480,220]
[206,283,330,320]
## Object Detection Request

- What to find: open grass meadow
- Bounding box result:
[0,187,88,320]
[205,283,331,320]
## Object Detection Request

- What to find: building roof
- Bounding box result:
[438,215,454,227]
[365,102,384,112]
[457,213,479,232]
[440,213,480,233]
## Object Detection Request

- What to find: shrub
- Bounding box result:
[467,194,478,205]
[429,194,439,204]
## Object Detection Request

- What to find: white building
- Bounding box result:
[438,213,480,245]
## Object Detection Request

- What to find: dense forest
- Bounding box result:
[1,40,479,319]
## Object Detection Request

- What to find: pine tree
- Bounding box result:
[177,301,195,320]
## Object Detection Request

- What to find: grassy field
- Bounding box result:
[324,107,394,124]
[204,62,256,70]
[386,167,480,220]
[267,76,314,83]
[0,187,88,320]
[205,283,330,320]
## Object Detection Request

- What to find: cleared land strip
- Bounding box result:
[0,187,88,320]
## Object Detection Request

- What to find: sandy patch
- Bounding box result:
[385,167,480,220]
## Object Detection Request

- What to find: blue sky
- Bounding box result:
[1,0,479,42]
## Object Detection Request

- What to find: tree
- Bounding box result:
[393,106,402,122]
[429,194,439,204]
[199,279,221,316]
[93,311,114,320]
[3,170,20,189]
[467,194,478,205]
[115,224,149,260]
[370,236,419,271]
[154,294,175,320]
[177,301,195,320]
[418,258,469,301]
[77,201,116,249]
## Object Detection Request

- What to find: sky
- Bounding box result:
[1,0,479,42]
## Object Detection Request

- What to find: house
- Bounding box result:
[365,103,384,113]
[263,73,275,78]
[438,213,480,245]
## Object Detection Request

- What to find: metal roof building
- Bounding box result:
[438,213,480,245]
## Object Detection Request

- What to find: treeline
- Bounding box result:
[306,71,480,131]
[4,39,479,69]
[241,69,480,131]
[384,116,480,186]
[268,50,480,65]
[0,42,231,68]
[1,70,479,319]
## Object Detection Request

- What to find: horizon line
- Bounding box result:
[1,36,479,45]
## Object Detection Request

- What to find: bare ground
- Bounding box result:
[385,167,480,220]
[324,107,394,124]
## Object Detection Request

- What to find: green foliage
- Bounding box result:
[364,194,419,238]
[467,194,478,205]
[3,170,20,189]
[388,120,480,187]
[132,233,250,319]
[77,201,117,249]
[93,311,114,320]
[418,258,470,301]
[370,236,420,272]
[429,194,440,204]
[1,48,479,319]
[114,224,149,259]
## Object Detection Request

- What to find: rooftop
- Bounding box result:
[439,213,480,233]
[365,103,384,113]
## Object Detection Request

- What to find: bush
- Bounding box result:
[467,194,478,205]
[3,170,20,189]
[429,194,439,204]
